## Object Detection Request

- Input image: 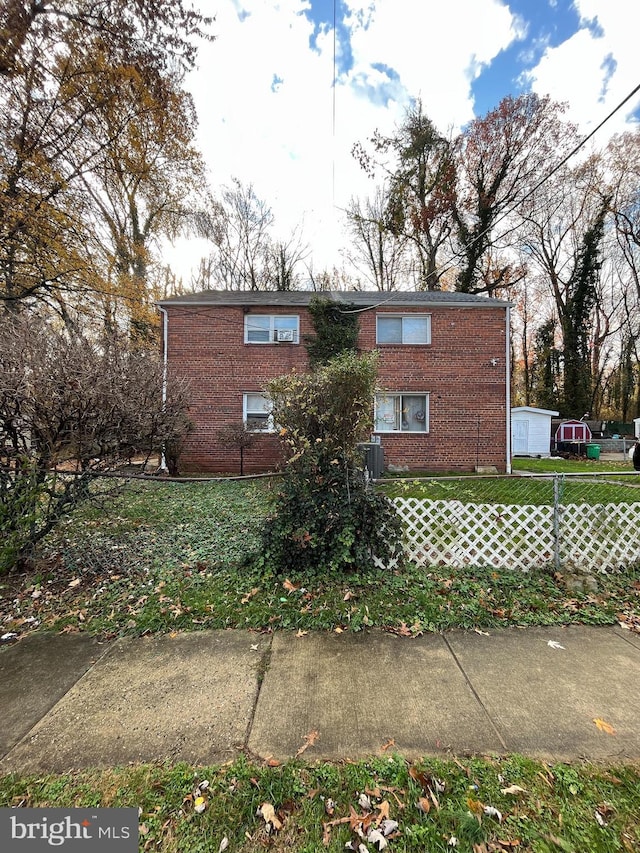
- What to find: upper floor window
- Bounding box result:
[244,314,299,344]
[376,314,431,345]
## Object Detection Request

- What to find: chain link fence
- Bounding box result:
[385,472,640,573]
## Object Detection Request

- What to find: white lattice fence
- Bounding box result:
[558,503,640,571]
[393,497,640,571]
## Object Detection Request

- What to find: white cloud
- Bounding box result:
[524,0,640,134]
[169,0,638,283]
[342,0,519,132]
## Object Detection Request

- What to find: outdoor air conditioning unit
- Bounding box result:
[276,329,295,342]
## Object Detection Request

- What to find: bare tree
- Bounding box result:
[209,179,275,290]
[345,189,411,290]
[352,100,454,290]
[0,313,191,571]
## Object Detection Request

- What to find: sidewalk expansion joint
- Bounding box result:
[243,633,274,754]
[442,634,509,752]
[0,637,116,764]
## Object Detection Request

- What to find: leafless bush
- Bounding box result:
[0,313,191,571]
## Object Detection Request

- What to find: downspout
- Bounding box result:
[158,306,169,473]
[505,305,512,474]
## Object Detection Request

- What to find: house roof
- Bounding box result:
[157,289,512,309]
[512,406,560,416]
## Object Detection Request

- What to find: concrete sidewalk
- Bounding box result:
[1,625,639,774]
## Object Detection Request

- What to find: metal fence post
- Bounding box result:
[553,473,561,572]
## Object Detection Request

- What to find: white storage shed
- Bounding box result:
[511,406,559,457]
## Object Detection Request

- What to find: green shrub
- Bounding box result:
[261,456,403,576]
[261,351,404,577]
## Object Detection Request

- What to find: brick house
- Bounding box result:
[157,289,512,474]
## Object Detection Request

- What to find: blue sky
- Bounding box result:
[167,0,640,279]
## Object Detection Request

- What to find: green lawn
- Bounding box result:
[2,478,639,640]
[2,477,640,848]
[511,457,633,474]
[1,755,639,852]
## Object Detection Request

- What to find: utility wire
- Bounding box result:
[338,80,640,311]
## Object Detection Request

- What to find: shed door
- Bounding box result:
[513,420,529,454]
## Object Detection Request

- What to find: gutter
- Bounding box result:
[505,305,512,474]
[158,306,169,473]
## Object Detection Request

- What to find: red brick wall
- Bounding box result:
[164,302,508,474]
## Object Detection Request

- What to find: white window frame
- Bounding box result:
[243,393,275,432]
[374,392,430,433]
[244,314,300,344]
[376,313,431,345]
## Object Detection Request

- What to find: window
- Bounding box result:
[375,393,429,433]
[376,314,431,345]
[243,393,274,432]
[244,314,299,343]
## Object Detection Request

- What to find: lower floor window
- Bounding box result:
[375,393,429,433]
[243,392,274,432]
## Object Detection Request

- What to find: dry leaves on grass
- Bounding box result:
[241,587,260,604]
[259,802,283,831]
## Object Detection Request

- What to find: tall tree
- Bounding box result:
[519,158,610,416]
[209,179,275,291]
[352,100,454,290]
[530,317,560,411]
[0,0,211,79]
[0,0,211,317]
[78,65,209,336]
[345,189,411,291]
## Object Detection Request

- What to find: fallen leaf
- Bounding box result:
[295,629,308,638]
[367,827,388,850]
[358,793,372,811]
[295,729,319,757]
[283,579,300,593]
[334,626,344,634]
[416,797,430,814]
[259,802,282,831]
[374,801,390,825]
[473,628,490,636]
[343,590,356,601]
[483,805,502,822]
[218,838,229,853]
[241,587,259,604]
[380,738,395,752]
[467,797,484,816]
[381,819,399,837]
[266,758,281,767]
[593,718,616,735]
[547,640,565,650]
[68,578,81,588]
[501,785,527,795]
[250,643,259,651]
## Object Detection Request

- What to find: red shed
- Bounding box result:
[555,419,592,444]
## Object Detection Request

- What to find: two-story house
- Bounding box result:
[157,290,512,474]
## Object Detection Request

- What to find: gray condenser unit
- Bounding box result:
[358,442,384,479]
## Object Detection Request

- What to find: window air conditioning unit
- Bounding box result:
[276,329,295,342]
